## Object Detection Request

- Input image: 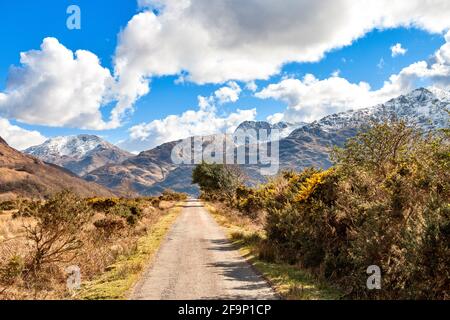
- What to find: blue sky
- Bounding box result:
[0,1,449,151]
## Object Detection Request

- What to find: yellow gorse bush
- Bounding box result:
[197,119,450,299]
[294,169,334,203]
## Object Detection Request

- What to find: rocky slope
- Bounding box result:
[0,137,114,200]
[84,141,198,196]
[235,120,304,140]
[25,135,132,176]
[276,87,449,172]
[84,87,450,196]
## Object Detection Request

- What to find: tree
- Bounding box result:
[192,162,243,202]
[25,191,93,273]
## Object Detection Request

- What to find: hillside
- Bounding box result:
[276,87,450,172]
[84,141,195,196]
[25,135,132,176]
[84,88,449,196]
[0,137,114,200]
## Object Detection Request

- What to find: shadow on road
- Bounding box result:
[205,238,279,300]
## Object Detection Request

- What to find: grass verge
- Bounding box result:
[76,205,182,300]
[205,203,342,300]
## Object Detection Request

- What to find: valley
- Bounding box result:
[14,87,449,198]
[0,87,448,300]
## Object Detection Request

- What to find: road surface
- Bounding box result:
[131,199,277,300]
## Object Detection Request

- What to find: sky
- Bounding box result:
[1,0,450,152]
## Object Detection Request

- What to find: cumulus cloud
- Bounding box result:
[120,93,256,152]
[0,38,117,130]
[391,43,408,57]
[3,1,450,131]
[257,32,450,123]
[0,118,47,150]
[112,0,450,111]
[266,113,284,124]
[257,76,379,123]
[245,81,258,92]
[214,81,242,104]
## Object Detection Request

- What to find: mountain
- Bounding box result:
[85,140,198,196]
[308,87,449,133]
[0,137,114,200]
[428,86,450,102]
[84,133,246,196]
[276,87,449,172]
[235,120,304,139]
[25,135,132,176]
[83,88,449,196]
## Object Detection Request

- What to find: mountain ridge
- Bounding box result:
[0,137,115,200]
[25,134,133,176]
[85,88,449,196]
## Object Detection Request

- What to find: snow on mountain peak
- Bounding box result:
[427,86,450,102]
[294,87,449,134]
[25,134,109,159]
[235,120,306,139]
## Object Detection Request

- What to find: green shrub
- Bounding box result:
[235,186,265,218]
[87,197,120,212]
[233,120,449,299]
[13,199,42,218]
[193,162,243,203]
[0,255,25,285]
[107,204,142,226]
[93,217,126,234]
[0,200,16,211]
[25,191,93,272]
[160,189,188,201]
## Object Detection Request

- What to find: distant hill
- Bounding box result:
[235,120,304,139]
[76,88,450,196]
[84,140,198,196]
[276,87,449,172]
[0,137,114,200]
[25,135,132,176]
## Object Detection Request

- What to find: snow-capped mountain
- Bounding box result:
[284,87,449,172]
[0,135,114,199]
[82,88,449,196]
[25,135,132,176]
[298,87,449,135]
[428,86,450,102]
[234,120,305,140]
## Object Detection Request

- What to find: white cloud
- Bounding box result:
[0,38,117,130]
[257,76,379,123]
[266,113,284,124]
[214,81,242,104]
[3,1,450,132]
[331,70,341,77]
[112,0,450,111]
[245,81,258,92]
[120,94,256,152]
[257,31,450,123]
[0,118,47,150]
[391,43,408,57]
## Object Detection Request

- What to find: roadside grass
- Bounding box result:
[76,205,182,300]
[205,203,342,300]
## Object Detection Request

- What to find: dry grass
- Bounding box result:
[77,205,182,300]
[0,198,180,300]
[0,211,28,241]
